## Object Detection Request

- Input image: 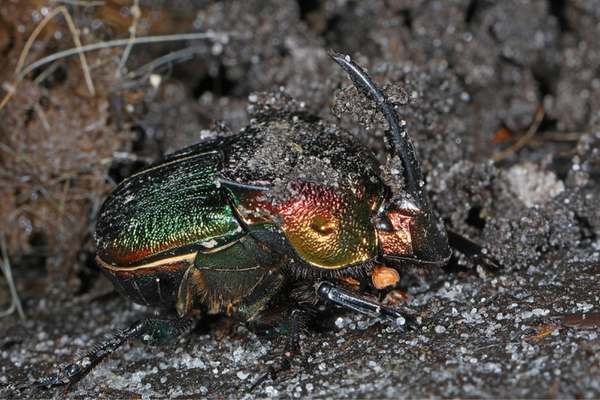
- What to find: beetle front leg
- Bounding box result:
[36,317,193,389]
[316,281,417,328]
[447,229,501,271]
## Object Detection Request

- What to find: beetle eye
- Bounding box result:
[374,215,394,232]
[310,216,336,236]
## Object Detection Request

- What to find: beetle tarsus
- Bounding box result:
[36,318,193,390]
[316,281,417,329]
[251,308,304,391]
[447,229,502,271]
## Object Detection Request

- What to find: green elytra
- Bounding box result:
[96,114,386,319]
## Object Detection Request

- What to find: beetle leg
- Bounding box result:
[36,318,193,390]
[447,229,501,272]
[316,281,417,328]
[250,308,305,390]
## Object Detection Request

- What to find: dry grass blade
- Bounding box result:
[122,45,208,84]
[492,107,545,162]
[0,83,16,111]
[0,5,95,111]
[18,31,235,80]
[0,235,26,320]
[15,5,95,95]
[50,0,106,6]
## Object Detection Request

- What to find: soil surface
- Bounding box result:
[1,1,599,399]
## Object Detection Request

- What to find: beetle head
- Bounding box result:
[374,194,450,266]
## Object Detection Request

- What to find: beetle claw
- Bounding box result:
[34,376,61,389]
[249,368,273,391]
[35,361,91,390]
[34,371,66,389]
[250,350,298,391]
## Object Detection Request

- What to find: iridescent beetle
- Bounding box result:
[40,53,471,389]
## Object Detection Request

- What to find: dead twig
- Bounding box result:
[116,0,141,78]
[492,106,545,162]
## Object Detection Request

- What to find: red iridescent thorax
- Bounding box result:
[236,181,378,269]
[377,210,414,258]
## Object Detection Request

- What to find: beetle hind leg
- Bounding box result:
[36,318,193,390]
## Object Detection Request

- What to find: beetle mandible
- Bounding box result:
[39,53,482,389]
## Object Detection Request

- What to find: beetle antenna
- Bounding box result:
[330,51,423,202]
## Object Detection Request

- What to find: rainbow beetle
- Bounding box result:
[39,53,491,389]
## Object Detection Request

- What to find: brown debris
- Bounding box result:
[0,1,132,292]
[556,313,600,330]
[383,289,411,306]
[0,77,126,289]
[339,276,361,289]
[524,323,560,342]
[526,313,600,342]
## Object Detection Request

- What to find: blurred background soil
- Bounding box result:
[0,0,599,398]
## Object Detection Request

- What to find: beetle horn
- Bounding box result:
[330,51,423,203]
[331,52,451,265]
